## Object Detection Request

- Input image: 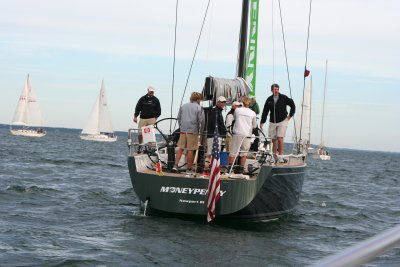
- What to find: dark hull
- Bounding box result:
[128,154,305,220]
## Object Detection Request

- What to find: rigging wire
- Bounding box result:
[271,0,275,82]
[277,0,297,141]
[298,0,313,147]
[173,0,211,131]
[170,0,179,134]
[179,0,211,108]
[320,59,328,147]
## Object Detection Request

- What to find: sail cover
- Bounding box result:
[202,76,251,105]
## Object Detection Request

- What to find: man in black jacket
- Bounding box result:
[202,96,227,172]
[260,83,295,161]
[133,86,161,146]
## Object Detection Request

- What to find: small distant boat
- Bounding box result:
[318,146,331,160]
[317,60,330,160]
[294,76,313,155]
[307,146,316,154]
[10,74,46,137]
[80,80,117,142]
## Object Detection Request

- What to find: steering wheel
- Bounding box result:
[145,118,186,169]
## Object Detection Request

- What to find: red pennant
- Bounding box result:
[304,69,310,77]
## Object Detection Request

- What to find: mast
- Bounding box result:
[237,0,250,78]
[320,60,328,146]
[308,76,312,145]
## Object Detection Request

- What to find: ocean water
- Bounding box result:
[0,125,399,266]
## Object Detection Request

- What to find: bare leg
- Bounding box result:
[240,155,246,166]
[272,138,278,154]
[187,150,194,170]
[138,134,143,144]
[175,148,184,166]
[277,137,284,155]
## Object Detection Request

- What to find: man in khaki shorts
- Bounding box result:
[173,92,204,177]
[260,83,295,162]
[228,97,257,174]
[133,86,161,152]
[225,101,242,153]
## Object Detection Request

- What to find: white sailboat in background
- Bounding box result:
[293,76,313,154]
[317,60,331,160]
[10,74,46,137]
[80,80,117,142]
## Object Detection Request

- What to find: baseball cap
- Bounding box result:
[217,96,227,102]
[232,101,242,106]
[148,86,155,92]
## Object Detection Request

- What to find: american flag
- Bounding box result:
[207,121,221,223]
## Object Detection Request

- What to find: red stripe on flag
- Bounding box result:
[207,121,221,223]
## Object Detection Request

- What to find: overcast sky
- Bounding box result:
[1,0,399,152]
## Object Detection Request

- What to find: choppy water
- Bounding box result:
[0,125,399,266]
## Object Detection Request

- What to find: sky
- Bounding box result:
[1,0,399,152]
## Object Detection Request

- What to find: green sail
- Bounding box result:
[245,0,259,97]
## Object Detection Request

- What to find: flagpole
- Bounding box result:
[206,120,221,223]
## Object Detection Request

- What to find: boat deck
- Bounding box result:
[133,152,305,180]
[138,167,253,180]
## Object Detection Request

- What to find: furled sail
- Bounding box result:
[202,76,251,105]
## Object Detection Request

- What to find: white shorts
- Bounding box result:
[229,135,251,157]
[269,119,288,138]
[206,137,223,155]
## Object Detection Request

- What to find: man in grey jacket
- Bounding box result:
[173,92,205,177]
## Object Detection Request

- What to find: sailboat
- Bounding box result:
[80,80,117,142]
[126,0,308,221]
[10,74,46,137]
[294,76,313,155]
[317,60,331,160]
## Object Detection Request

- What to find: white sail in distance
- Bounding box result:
[98,81,114,134]
[80,80,117,142]
[12,75,44,127]
[293,77,312,144]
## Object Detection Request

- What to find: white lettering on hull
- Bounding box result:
[160,186,226,197]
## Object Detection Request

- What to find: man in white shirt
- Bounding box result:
[225,101,242,153]
[228,97,257,174]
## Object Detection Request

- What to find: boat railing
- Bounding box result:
[128,126,306,170]
[313,224,400,267]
